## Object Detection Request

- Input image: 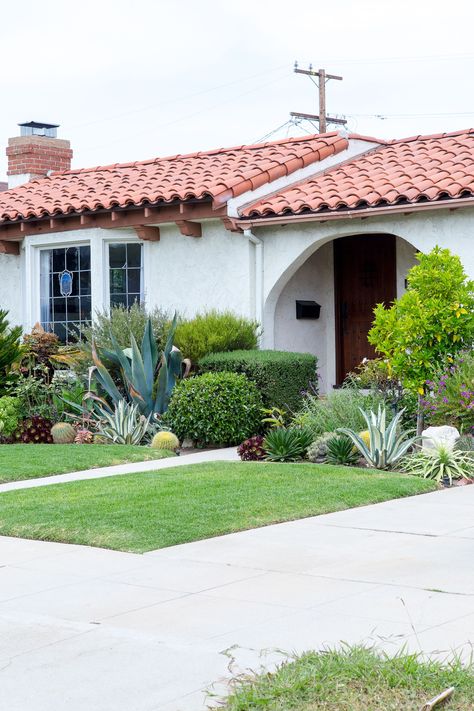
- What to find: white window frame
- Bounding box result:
[103,236,145,310]
[24,228,150,333]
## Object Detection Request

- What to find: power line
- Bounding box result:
[67,63,289,130]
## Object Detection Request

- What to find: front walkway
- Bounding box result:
[0,447,239,493]
[1,486,474,710]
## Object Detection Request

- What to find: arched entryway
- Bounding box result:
[267,232,417,392]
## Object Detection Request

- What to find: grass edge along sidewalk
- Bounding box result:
[0,461,435,552]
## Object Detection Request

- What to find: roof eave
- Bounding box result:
[237,196,474,227]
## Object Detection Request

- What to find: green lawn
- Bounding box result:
[0,462,435,552]
[0,444,174,483]
[222,646,474,710]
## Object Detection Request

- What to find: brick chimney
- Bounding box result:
[6,121,72,188]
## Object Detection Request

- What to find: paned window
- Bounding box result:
[40,246,91,343]
[108,242,143,308]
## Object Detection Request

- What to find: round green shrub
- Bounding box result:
[165,372,263,446]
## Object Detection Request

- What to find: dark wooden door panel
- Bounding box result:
[334,235,396,384]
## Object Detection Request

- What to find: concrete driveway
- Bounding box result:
[1,485,474,710]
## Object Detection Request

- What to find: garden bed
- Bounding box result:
[0,444,174,483]
[0,461,435,552]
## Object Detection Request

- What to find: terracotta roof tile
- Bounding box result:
[0,133,347,222]
[242,129,474,217]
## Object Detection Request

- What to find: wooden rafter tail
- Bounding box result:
[0,241,20,255]
[134,225,160,241]
[176,220,202,238]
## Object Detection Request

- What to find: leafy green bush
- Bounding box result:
[263,427,313,462]
[199,350,317,411]
[295,387,385,438]
[165,372,263,446]
[369,247,474,393]
[174,310,258,363]
[0,396,20,438]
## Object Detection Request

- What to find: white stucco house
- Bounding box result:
[0,121,473,392]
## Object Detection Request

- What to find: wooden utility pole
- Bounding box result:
[292,63,347,133]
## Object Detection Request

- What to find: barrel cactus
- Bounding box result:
[151,431,180,451]
[51,422,76,444]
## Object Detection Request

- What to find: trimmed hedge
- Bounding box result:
[165,371,263,447]
[198,350,318,412]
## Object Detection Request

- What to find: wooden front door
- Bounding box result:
[334,234,396,384]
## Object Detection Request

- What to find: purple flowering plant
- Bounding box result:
[422,351,474,433]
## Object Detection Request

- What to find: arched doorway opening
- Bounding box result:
[267,232,417,392]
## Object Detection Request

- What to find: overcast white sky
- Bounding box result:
[1,0,474,179]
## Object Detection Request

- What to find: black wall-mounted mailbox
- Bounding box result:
[296,300,321,319]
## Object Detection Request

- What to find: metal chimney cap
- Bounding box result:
[18,121,59,138]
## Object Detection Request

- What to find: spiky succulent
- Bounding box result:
[264,427,313,462]
[326,435,360,466]
[16,415,54,444]
[338,406,418,470]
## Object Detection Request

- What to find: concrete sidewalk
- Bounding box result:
[0,446,239,493]
[0,485,474,710]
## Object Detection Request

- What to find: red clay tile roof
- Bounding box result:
[241,129,474,218]
[0,132,347,222]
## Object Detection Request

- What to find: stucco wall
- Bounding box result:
[12,220,251,333]
[0,253,22,327]
[144,221,251,318]
[273,243,335,392]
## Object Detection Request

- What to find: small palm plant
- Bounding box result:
[338,405,418,470]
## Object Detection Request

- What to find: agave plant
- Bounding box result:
[326,435,359,466]
[96,399,152,445]
[401,443,474,485]
[264,427,313,462]
[338,405,418,470]
[91,314,190,418]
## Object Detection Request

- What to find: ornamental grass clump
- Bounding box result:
[401,443,474,485]
[174,310,259,364]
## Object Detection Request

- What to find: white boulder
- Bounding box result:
[422,425,460,451]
